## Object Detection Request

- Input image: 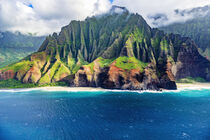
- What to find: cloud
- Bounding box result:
[113,0,210,27]
[0,0,209,35]
[0,0,111,36]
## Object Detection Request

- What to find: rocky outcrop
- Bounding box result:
[23,66,41,83]
[172,39,210,81]
[158,59,177,90]
[0,70,15,80]
[73,60,175,90]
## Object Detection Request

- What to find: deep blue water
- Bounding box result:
[0,89,210,140]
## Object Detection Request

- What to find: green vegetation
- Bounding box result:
[161,14,210,59]
[0,79,37,89]
[177,77,206,83]
[0,6,209,90]
[160,39,168,52]
[85,62,95,73]
[72,64,82,74]
[68,56,76,69]
[53,64,70,82]
[0,32,45,67]
[98,57,114,68]
[84,57,114,73]
[115,57,148,71]
[39,61,61,84]
[0,60,33,72]
[71,59,89,74]
[85,56,148,73]
[0,79,68,89]
[167,56,175,64]
[132,27,144,42]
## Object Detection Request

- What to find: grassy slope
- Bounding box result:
[0,60,33,72]
[115,57,148,71]
[84,56,148,74]
[0,79,68,89]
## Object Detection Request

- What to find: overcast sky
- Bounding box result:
[0,0,209,36]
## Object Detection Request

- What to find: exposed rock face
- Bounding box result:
[23,66,41,83]
[172,39,210,81]
[73,60,173,90]
[0,6,209,90]
[0,70,15,80]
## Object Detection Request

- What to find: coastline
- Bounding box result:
[0,83,209,92]
[176,83,210,90]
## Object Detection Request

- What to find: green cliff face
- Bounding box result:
[0,6,209,90]
[160,13,210,60]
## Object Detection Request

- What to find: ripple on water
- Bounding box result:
[0,89,209,140]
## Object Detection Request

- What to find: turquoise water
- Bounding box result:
[0,89,209,140]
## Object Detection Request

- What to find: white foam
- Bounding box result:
[0,85,209,94]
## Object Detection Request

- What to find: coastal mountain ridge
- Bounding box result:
[0,6,209,90]
[0,31,45,67]
[151,5,210,60]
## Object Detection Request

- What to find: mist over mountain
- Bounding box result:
[159,5,210,60]
[148,5,210,27]
[174,5,210,17]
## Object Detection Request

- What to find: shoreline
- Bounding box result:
[176,83,210,90]
[0,83,209,92]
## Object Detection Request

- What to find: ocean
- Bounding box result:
[0,89,209,140]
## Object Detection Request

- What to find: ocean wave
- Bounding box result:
[0,86,209,94]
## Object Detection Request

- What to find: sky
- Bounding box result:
[0,0,209,36]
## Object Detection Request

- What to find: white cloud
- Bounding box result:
[113,0,210,27]
[0,0,210,35]
[0,0,111,35]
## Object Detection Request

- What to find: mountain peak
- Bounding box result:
[109,5,129,14]
[1,5,210,90]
